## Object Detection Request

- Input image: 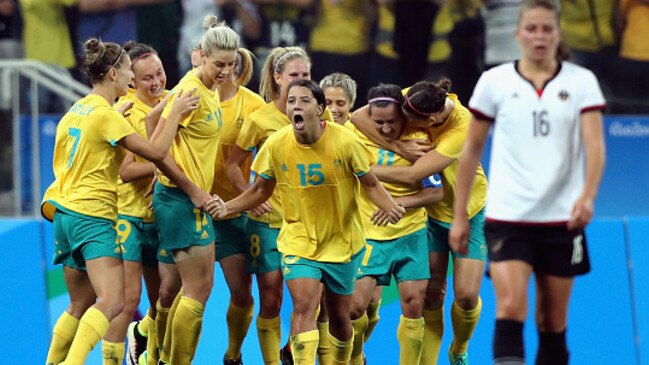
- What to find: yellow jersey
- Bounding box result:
[253,122,375,262]
[352,125,430,240]
[560,0,615,52]
[619,0,649,61]
[115,90,156,222]
[236,102,334,227]
[211,86,265,218]
[425,93,487,222]
[309,0,371,55]
[20,0,77,68]
[375,1,453,63]
[42,94,135,222]
[159,69,222,191]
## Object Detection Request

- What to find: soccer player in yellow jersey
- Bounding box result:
[98,42,170,365]
[41,38,201,365]
[351,78,488,365]
[226,46,327,365]
[313,71,359,363]
[320,72,357,126]
[151,15,240,365]
[209,80,405,365]
[348,84,444,365]
[211,47,266,365]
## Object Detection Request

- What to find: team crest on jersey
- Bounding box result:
[281,163,288,172]
[558,90,569,101]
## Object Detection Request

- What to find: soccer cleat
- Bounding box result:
[448,344,469,365]
[126,321,148,365]
[280,343,294,365]
[138,351,148,365]
[223,354,244,365]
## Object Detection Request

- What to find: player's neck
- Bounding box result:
[195,67,216,91]
[519,58,558,76]
[218,80,238,102]
[135,90,158,108]
[275,97,288,114]
[295,120,324,145]
[92,85,118,105]
[519,58,558,89]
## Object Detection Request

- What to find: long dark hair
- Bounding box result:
[402,78,451,119]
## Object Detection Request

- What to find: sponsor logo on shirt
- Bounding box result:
[558,90,569,101]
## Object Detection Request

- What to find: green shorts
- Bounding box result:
[53,209,122,270]
[359,228,430,286]
[157,247,175,264]
[153,183,215,261]
[427,208,487,260]
[246,219,281,274]
[281,248,365,295]
[116,215,160,267]
[214,215,248,261]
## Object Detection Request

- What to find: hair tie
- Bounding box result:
[405,94,432,117]
[131,52,156,67]
[368,97,399,104]
[274,51,303,72]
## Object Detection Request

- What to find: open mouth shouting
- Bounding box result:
[293,113,305,130]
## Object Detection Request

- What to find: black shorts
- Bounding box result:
[484,221,591,277]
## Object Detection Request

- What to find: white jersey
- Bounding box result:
[469,61,605,223]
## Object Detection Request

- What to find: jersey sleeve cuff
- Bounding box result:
[581,104,606,114]
[468,107,495,123]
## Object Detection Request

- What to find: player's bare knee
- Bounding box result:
[497,297,525,321]
[328,311,351,331]
[259,300,280,317]
[122,291,141,318]
[292,298,315,318]
[453,289,480,310]
[67,298,94,318]
[231,289,253,308]
[536,309,567,333]
[158,284,178,307]
[349,303,365,320]
[401,296,425,318]
[96,294,125,320]
[424,288,446,310]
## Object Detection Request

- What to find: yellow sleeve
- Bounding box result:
[161,86,197,128]
[100,110,136,146]
[251,141,275,179]
[236,113,262,151]
[346,134,375,176]
[435,122,467,159]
